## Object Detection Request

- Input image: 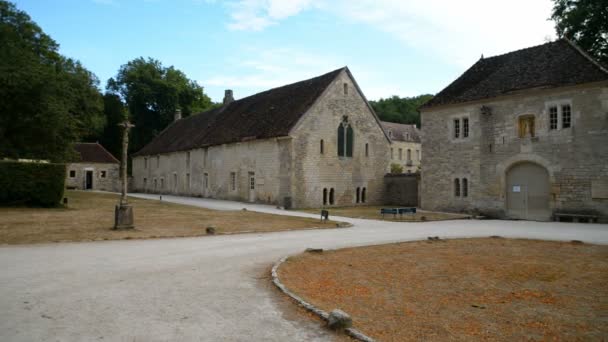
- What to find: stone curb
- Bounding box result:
[271,256,376,342]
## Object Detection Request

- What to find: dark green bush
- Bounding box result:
[0,161,66,207]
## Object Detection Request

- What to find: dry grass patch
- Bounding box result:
[300,206,469,221]
[278,238,608,341]
[0,191,338,245]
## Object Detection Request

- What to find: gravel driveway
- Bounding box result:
[1,194,607,341]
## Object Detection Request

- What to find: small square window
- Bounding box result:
[100,170,106,178]
[69,170,76,178]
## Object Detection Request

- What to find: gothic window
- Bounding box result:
[463,118,469,138]
[320,139,324,154]
[337,116,354,157]
[562,104,571,128]
[454,178,461,197]
[356,187,360,203]
[329,188,335,205]
[361,187,366,203]
[462,178,468,197]
[518,115,535,138]
[549,106,558,130]
[323,188,328,205]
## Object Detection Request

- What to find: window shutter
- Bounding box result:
[337,125,345,156]
[346,125,354,157]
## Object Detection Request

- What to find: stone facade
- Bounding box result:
[132,69,390,208]
[388,140,421,173]
[420,83,608,221]
[66,162,120,192]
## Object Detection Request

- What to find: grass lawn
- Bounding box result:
[0,191,338,245]
[299,205,470,221]
[278,238,608,341]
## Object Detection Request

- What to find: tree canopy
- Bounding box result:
[551,0,608,65]
[369,94,433,127]
[0,0,104,162]
[107,57,213,154]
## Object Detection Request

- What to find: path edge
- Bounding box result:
[271,255,376,342]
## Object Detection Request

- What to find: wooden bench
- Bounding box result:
[554,213,599,223]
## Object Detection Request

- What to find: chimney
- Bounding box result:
[174,108,182,121]
[223,89,234,105]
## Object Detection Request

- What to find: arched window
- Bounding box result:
[361,187,366,203]
[329,188,335,205]
[343,83,348,95]
[454,178,461,197]
[356,187,360,203]
[320,139,324,154]
[337,116,353,157]
[462,178,468,197]
[323,188,328,205]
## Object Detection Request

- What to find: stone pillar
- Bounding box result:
[114,121,135,230]
[223,89,234,105]
[174,108,182,121]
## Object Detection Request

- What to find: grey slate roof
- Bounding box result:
[74,143,119,164]
[420,39,608,109]
[133,67,346,157]
[381,121,420,143]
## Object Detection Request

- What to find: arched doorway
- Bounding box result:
[506,162,550,221]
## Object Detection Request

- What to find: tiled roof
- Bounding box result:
[420,39,608,109]
[133,67,347,156]
[381,121,420,143]
[74,143,119,163]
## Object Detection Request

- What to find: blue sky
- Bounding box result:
[15,0,556,102]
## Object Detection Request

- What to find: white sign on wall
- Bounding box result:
[512,185,521,193]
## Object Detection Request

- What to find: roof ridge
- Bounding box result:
[480,39,561,61]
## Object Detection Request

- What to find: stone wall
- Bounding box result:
[289,70,390,208]
[388,140,421,173]
[421,83,608,221]
[384,173,419,206]
[132,138,287,205]
[66,163,120,192]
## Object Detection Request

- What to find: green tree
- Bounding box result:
[0,1,104,162]
[87,93,127,159]
[370,94,433,127]
[551,0,608,65]
[107,57,213,154]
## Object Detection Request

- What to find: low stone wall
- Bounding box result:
[384,173,419,207]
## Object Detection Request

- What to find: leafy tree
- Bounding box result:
[370,94,433,127]
[107,57,213,154]
[86,93,127,159]
[0,1,104,162]
[390,163,404,174]
[551,0,608,65]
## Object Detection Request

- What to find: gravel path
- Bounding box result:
[1,194,606,341]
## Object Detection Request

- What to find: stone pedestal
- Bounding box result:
[114,204,134,230]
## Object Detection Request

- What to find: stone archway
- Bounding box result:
[506,162,551,221]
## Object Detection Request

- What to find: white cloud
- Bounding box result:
[227,0,317,30]
[225,0,556,66]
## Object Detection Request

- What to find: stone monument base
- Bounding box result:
[114,204,134,230]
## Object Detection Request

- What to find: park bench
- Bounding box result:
[554,213,598,223]
[380,207,417,220]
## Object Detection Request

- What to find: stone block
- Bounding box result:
[327,309,352,330]
[114,204,134,229]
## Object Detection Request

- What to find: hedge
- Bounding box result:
[0,161,66,207]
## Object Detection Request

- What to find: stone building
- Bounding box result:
[132,67,390,208]
[381,121,421,173]
[66,143,120,191]
[419,39,608,221]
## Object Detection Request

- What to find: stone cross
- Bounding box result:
[114,121,135,229]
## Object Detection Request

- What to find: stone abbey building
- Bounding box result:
[420,39,608,221]
[66,143,120,192]
[132,67,390,208]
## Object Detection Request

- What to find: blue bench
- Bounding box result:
[380,207,417,220]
